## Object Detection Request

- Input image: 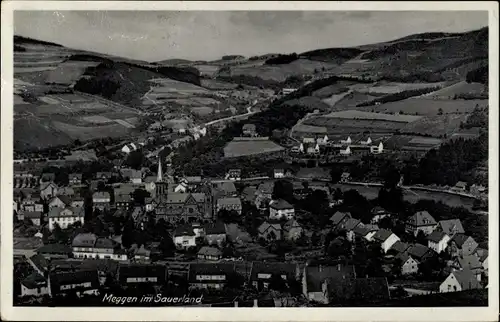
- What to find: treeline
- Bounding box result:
[222,55,245,61]
[14,45,26,52]
[265,53,299,65]
[401,133,487,186]
[361,40,430,60]
[460,106,488,130]
[466,66,488,84]
[299,47,363,63]
[356,86,440,107]
[216,75,281,90]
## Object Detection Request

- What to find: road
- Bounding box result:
[203,99,265,127]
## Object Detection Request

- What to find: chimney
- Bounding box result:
[253,299,259,307]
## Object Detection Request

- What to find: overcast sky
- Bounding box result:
[14,11,488,62]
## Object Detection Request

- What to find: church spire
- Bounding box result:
[157,156,163,182]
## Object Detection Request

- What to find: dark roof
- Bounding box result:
[452,270,481,290]
[28,254,49,273]
[452,234,475,247]
[438,219,465,235]
[72,233,98,247]
[23,211,43,219]
[373,229,395,242]
[427,230,449,243]
[390,241,410,254]
[21,272,47,289]
[36,243,72,255]
[258,221,282,234]
[458,256,482,270]
[407,211,437,227]
[250,262,297,281]
[118,264,167,283]
[269,199,293,210]
[198,246,222,257]
[353,225,378,236]
[326,277,390,303]
[330,211,351,225]
[305,265,356,293]
[205,221,226,235]
[341,218,362,231]
[49,270,100,293]
[94,238,119,249]
[174,225,195,237]
[188,263,236,283]
[371,206,388,214]
[408,243,433,260]
[80,259,119,274]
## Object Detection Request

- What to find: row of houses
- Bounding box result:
[291,136,385,156]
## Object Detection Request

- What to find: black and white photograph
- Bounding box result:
[1,2,498,321]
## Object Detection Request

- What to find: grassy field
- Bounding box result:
[362,98,487,116]
[224,138,285,158]
[311,81,353,98]
[401,114,467,137]
[200,79,238,90]
[191,106,214,116]
[330,91,380,110]
[45,61,101,85]
[356,81,447,94]
[426,81,487,99]
[324,110,422,122]
[284,96,330,111]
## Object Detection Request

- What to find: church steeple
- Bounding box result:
[157,156,163,182]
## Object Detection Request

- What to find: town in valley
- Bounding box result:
[12,11,489,307]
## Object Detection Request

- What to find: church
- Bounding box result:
[153,157,212,224]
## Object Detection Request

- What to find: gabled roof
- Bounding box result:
[92,191,111,200]
[198,246,222,257]
[330,211,351,225]
[457,255,482,270]
[455,181,467,188]
[94,238,118,249]
[342,218,362,231]
[250,262,297,280]
[474,248,488,262]
[188,263,236,283]
[407,211,437,227]
[390,241,410,254]
[408,243,433,260]
[257,182,274,194]
[49,270,100,292]
[213,181,237,194]
[48,206,84,218]
[395,251,415,264]
[427,230,449,243]
[28,254,49,273]
[49,195,72,206]
[22,211,43,219]
[36,243,72,255]
[282,219,301,231]
[451,270,481,290]
[118,264,166,283]
[174,225,195,237]
[69,173,82,180]
[269,199,293,210]
[452,234,475,247]
[353,225,378,237]
[72,233,98,247]
[21,272,47,289]
[258,221,282,234]
[217,197,242,207]
[371,206,388,214]
[438,219,465,235]
[373,229,395,242]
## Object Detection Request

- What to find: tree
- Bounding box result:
[437,108,444,115]
[330,167,343,184]
[272,180,294,203]
[269,273,287,292]
[159,235,176,258]
[121,219,135,249]
[132,189,150,206]
[52,223,68,244]
[125,150,144,170]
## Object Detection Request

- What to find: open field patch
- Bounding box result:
[324,110,422,122]
[52,121,132,140]
[312,81,353,98]
[14,95,25,105]
[149,78,207,92]
[330,91,380,110]
[357,81,447,94]
[284,96,330,111]
[322,91,353,107]
[113,119,136,128]
[45,61,101,85]
[65,150,98,161]
[368,98,487,116]
[304,117,409,132]
[293,124,328,134]
[224,138,285,158]
[55,94,91,103]
[14,119,71,150]
[81,115,113,124]
[426,81,487,99]
[14,67,58,73]
[191,106,214,116]
[193,64,220,77]
[38,96,60,104]
[200,79,238,90]
[401,114,467,137]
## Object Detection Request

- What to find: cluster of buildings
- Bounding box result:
[292,136,384,157]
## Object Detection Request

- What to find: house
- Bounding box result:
[121,143,138,154]
[155,193,210,223]
[324,277,390,305]
[395,252,419,275]
[370,206,391,224]
[216,197,242,215]
[340,172,351,183]
[435,219,465,236]
[469,184,487,197]
[145,197,157,212]
[48,195,72,209]
[117,264,166,285]
[451,255,483,279]
[273,169,285,179]
[405,211,437,236]
[407,243,435,263]
[225,169,241,181]
[242,123,258,137]
[255,181,274,209]
[40,172,56,183]
[329,211,351,230]
[249,262,298,290]
[36,244,72,259]
[26,254,50,276]
[69,173,83,185]
[370,142,384,154]
[474,248,488,275]
[174,182,188,193]
[40,182,58,200]
[448,234,478,257]
[360,137,372,145]
[19,211,43,226]
[282,88,297,95]
[340,136,352,144]
[115,194,133,210]
[258,221,282,241]
[188,263,237,290]
[20,197,44,213]
[302,264,356,304]
[282,220,303,241]
[212,181,238,198]
[372,229,400,253]
[173,225,197,249]
[339,146,351,156]
[204,221,227,246]
[427,231,451,254]
[143,176,158,194]
[439,270,481,293]
[121,168,142,184]
[92,191,111,210]
[269,199,294,220]
[336,218,362,241]
[49,269,100,297]
[20,272,49,297]
[451,181,468,193]
[95,172,113,180]
[132,245,151,262]
[353,226,379,242]
[48,207,84,231]
[72,234,128,261]
[197,246,222,261]
[317,135,329,145]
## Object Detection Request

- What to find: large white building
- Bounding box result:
[269,199,295,220]
[48,206,84,231]
[72,233,128,261]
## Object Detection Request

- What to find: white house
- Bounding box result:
[48,206,84,231]
[282,88,297,95]
[92,191,111,210]
[72,233,128,261]
[20,273,49,298]
[370,142,384,154]
[439,270,481,293]
[361,137,372,145]
[40,182,58,200]
[317,135,329,145]
[174,182,188,193]
[121,143,138,154]
[339,146,351,156]
[173,226,197,249]
[340,136,352,144]
[303,137,316,144]
[372,229,400,253]
[427,231,451,254]
[269,199,295,220]
[273,169,285,179]
[306,143,320,155]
